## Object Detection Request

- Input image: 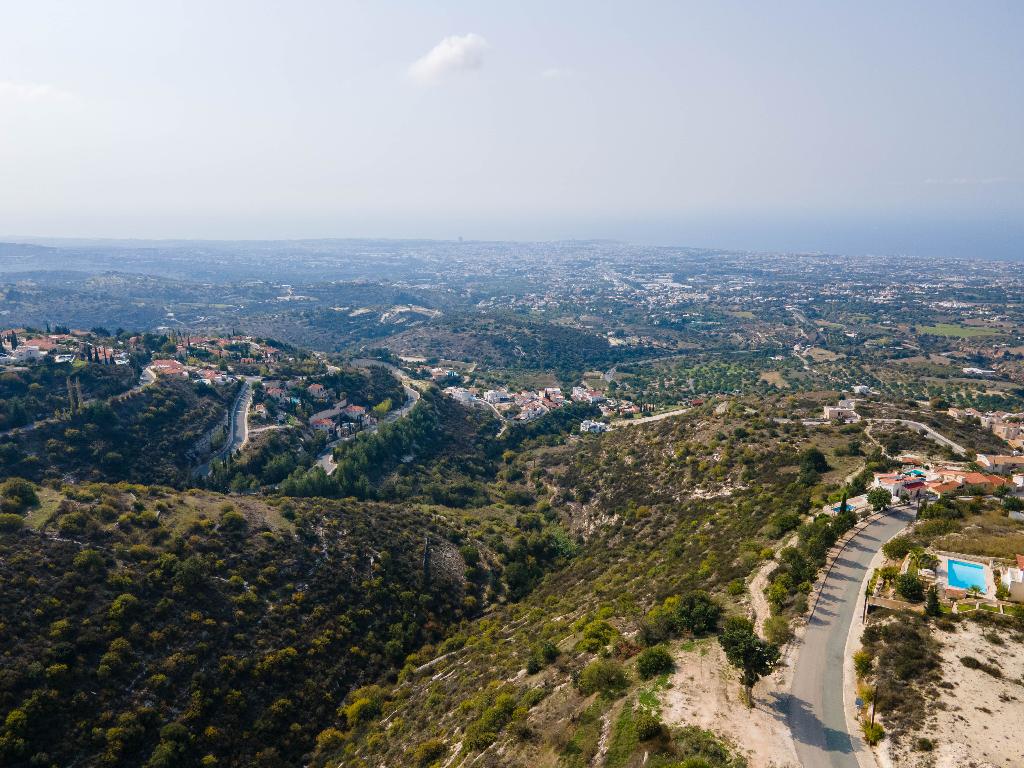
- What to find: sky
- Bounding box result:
[1,1,1022,258]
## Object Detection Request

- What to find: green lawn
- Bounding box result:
[917,323,999,338]
[23,488,62,530]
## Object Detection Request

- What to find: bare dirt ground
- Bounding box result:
[660,640,799,768]
[882,619,1024,768]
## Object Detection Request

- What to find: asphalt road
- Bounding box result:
[194,377,255,477]
[788,505,915,768]
[864,417,967,456]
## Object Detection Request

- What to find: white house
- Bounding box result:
[12,346,43,362]
[1000,555,1024,603]
[823,404,858,422]
[484,389,511,404]
[872,472,926,498]
[976,454,1024,475]
[580,420,609,434]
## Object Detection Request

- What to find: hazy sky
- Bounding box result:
[2,1,1022,256]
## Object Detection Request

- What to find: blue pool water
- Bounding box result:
[947,559,987,593]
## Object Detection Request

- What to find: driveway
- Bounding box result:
[787,505,916,768]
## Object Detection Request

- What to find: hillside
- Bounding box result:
[0,483,495,768]
[307,399,873,768]
[0,378,233,486]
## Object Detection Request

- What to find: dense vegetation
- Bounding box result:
[0,379,232,486]
[0,361,135,431]
[0,484,488,768]
[385,312,658,380]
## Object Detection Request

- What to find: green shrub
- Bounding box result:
[575,619,618,652]
[578,658,629,697]
[527,640,560,673]
[0,512,25,532]
[0,478,39,513]
[853,650,873,679]
[895,573,924,602]
[635,646,674,679]
[764,615,792,646]
[634,711,663,741]
[315,727,346,752]
[463,693,517,750]
[861,720,885,745]
[881,537,913,560]
[412,738,447,766]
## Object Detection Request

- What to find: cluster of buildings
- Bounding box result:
[1,329,131,366]
[441,384,571,421]
[150,358,233,386]
[169,334,283,367]
[871,457,1024,502]
[441,379,648,427]
[948,407,1024,450]
[261,378,377,438]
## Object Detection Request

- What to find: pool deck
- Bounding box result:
[937,554,996,596]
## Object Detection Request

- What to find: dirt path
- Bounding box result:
[660,640,798,768]
[748,533,799,635]
[609,406,689,429]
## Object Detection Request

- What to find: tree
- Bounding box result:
[0,478,39,514]
[895,573,924,602]
[674,591,722,636]
[636,645,674,678]
[718,617,780,704]
[800,447,830,474]
[577,658,629,696]
[924,586,941,617]
[867,487,891,511]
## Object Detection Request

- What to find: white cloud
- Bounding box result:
[409,33,488,86]
[0,81,73,102]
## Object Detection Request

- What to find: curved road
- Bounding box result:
[864,417,967,457]
[788,505,915,768]
[195,377,256,477]
[315,360,421,475]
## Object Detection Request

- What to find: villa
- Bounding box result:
[976,454,1024,475]
[1000,555,1024,603]
[872,472,926,498]
[823,403,858,422]
[150,359,188,378]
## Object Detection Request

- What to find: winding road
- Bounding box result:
[315,360,421,475]
[787,505,915,768]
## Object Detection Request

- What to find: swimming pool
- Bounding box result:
[947,559,987,593]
